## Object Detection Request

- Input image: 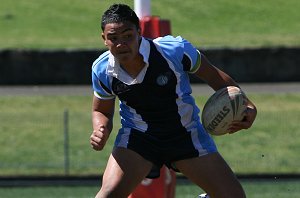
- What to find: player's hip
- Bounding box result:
[114,126,217,168]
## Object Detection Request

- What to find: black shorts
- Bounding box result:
[114,126,217,178]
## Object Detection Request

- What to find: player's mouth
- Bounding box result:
[117,50,130,55]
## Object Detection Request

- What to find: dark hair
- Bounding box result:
[101,4,140,31]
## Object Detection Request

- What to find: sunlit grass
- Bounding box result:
[0,93,299,176]
[1,0,299,49]
[0,180,299,198]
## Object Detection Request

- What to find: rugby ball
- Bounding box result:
[201,86,247,136]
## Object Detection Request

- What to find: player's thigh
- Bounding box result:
[100,147,153,197]
[174,152,245,198]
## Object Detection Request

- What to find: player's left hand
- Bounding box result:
[228,103,257,134]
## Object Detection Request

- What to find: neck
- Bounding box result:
[121,54,145,78]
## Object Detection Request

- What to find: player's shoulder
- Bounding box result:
[153,35,188,47]
[153,35,191,55]
[92,51,110,73]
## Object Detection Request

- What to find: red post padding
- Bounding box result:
[128,166,176,198]
[140,16,171,38]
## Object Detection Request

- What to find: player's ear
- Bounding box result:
[101,33,107,46]
[137,28,141,36]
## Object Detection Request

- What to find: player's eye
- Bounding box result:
[122,34,133,41]
[109,36,118,41]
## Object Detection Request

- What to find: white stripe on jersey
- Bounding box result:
[120,101,148,132]
[116,127,131,148]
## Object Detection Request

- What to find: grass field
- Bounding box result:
[0,180,299,198]
[1,0,300,49]
[0,93,299,176]
[1,0,299,196]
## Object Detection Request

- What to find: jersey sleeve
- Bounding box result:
[91,54,115,100]
[180,38,201,73]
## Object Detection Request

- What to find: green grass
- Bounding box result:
[0,180,299,198]
[178,180,300,198]
[1,0,300,49]
[0,93,299,176]
[0,95,118,175]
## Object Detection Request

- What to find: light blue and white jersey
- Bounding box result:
[92,35,203,133]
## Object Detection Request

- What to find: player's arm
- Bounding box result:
[90,96,115,151]
[194,53,257,133]
[194,53,238,91]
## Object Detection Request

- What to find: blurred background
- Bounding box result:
[0,0,299,197]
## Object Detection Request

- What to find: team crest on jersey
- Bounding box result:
[156,74,169,86]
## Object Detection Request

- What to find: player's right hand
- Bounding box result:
[90,126,109,151]
[228,101,257,133]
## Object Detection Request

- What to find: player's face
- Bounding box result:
[102,22,141,64]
